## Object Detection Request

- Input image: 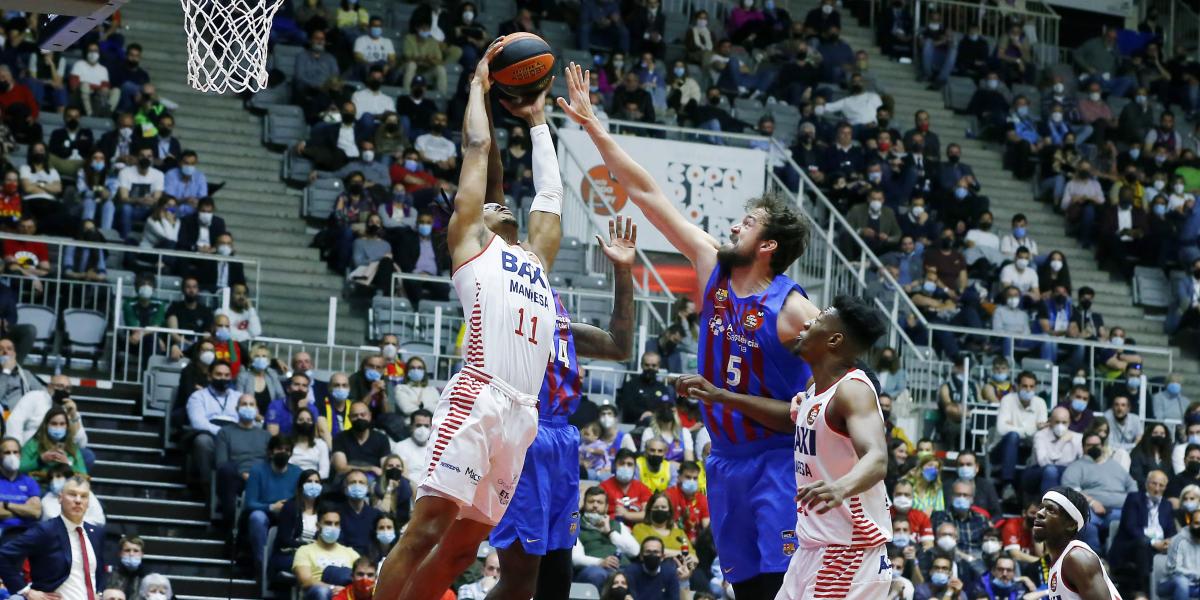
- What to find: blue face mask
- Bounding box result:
[347,483,369,500]
[954,186,969,200]
[951,496,972,511]
[1071,399,1089,413]
[956,466,976,481]
[1128,377,1141,389]
[121,556,141,571]
[922,280,937,294]
[331,387,350,401]
[993,579,1013,591]
[922,465,939,482]
[91,160,105,171]
[673,66,686,78]
[1017,389,1034,402]
[320,526,341,544]
[252,356,270,371]
[237,406,257,422]
[892,534,910,548]
[47,426,67,441]
[1013,226,1026,238]
[180,164,196,176]
[407,368,425,382]
[681,479,699,494]
[365,368,382,382]
[215,327,231,342]
[931,572,950,586]
[616,466,635,483]
[303,481,323,498]
[404,159,420,171]
[50,478,64,495]
[993,372,1009,382]
[1168,382,1183,396]
[1155,204,1168,216]
[417,223,433,237]
[376,530,396,545]
[1017,105,1030,117]
[370,26,382,37]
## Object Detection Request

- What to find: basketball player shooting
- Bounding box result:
[376,40,557,600]
[557,61,821,599]
[774,295,892,600]
[1033,487,1123,600]
[480,73,639,600]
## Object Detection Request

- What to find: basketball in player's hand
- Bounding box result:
[488,33,556,99]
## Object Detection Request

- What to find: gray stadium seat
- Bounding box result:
[943,76,976,113]
[63,309,106,366]
[264,104,307,147]
[249,84,291,112]
[303,178,343,220]
[272,45,307,79]
[1133,266,1171,310]
[282,151,315,186]
[16,304,55,357]
[371,296,416,339]
[570,582,600,600]
[541,20,573,48]
[79,115,112,133]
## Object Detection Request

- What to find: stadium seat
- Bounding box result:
[570,582,601,600]
[302,178,343,221]
[16,304,56,359]
[248,84,291,112]
[583,360,627,396]
[1133,266,1171,310]
[943,76,976,113]
[263,104,307,148]
[281,151,315,186]
[62,309,106,367]
[370,296,416,340]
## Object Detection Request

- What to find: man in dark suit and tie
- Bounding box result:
[0,476,105,599]
[1109,469,1174,590]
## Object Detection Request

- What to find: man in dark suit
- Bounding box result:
[394,211,450,306]
[0,476,105,598]
[96,112,146,168]
[47,107,95,178]
[1110,470,1173,592]
[176,196,227,254]
[195,232,246,293]
[296,101,371,171]
[134,112,183,172]
[627,0,666,57]
[936,143,980,200]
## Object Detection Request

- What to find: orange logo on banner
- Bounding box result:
[581,165,628,215]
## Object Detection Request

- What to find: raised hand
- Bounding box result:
[555,62,598,126]
[472,37,506,92]
[596,215,637,269]
[500,79,553,124]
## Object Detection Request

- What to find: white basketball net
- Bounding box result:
[179,0,286,94]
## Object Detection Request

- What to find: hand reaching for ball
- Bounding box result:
[556,62,598,127]
[472,37,506,92]
[500,80,553,125]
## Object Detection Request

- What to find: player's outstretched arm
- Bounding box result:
[448,41,505,271]
[1061,548,1115,600]
[555,62,719,271]
[502,85,564,270]
[797,379,888,514]
[573,216,636,361]
[483,91,505,206]
[674,374,794,433]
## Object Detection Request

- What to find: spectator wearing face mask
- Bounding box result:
[186,360,239,484]
[68,43,110,116]
[105,536,146,599]
[245,436,301,571]
[916,525,976,598]
[929,480,989,555]
[623,536,680,600]
[402,22,449,94]
[892,479,935,550]
[349,354,389,419]
[122,272,167,357]
[1120,88,1156,145]
[316,372,353,447]
[574,486,641,589]
[353,21,397,81]
[1153,374,1191,423]
[115,147,162,239]
[267,372,317,436]
[331,402,389,478]
[663,461,708,543]
[1023,406,1081,497]
[391,409,432,487]
[135,573,172,600]
[239,344,283,416]
[337,469,381,556]
[617,352,672,425]
[1159,507,1200,600]
[294,508,360,598]
[1111,470,1174,589]
[969,555,1031,600]
[332,140,390,188]
[1062,431,1138,551]
[373,455,410,521]
[214,395,270,528]
[176,196,226,255]
[42,462,105,525]
[393,356,437,416]
[602,449,652,525]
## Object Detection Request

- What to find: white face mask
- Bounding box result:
[86,52,100,64]
[1006,296,1021,308]
[217,244,233,256]
[1015,258,1029,270]
[936,535,957,552]
[910,206,925,217]
[361,150,375,162]
[2,455,19,472]
[1052,423,1068,437]
[462,10,474,22]
[146,593,168,600]
[199,212,214,226]
[1154,180,1167,190]
[1176,183,1187,194]
[412,425,431,445]
[1053,82,1065,94]
[1050,260,1063,272]
[982,540,1002,555]
[869,200,883,212]
[600,414,616,429]
[1089,92,1101,101]
[892,495,913,510]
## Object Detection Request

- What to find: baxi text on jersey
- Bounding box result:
[794,426,816,457]
[501,251,548,288]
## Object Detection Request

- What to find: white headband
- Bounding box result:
[1042,491,1085,532]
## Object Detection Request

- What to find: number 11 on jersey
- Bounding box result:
[515,308,539,344]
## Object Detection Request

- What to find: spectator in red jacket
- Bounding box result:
[600,449,652,524]
[388,147,436,193]
[0,65,40,144]
[663,461,709,542]
[2,215,49,282]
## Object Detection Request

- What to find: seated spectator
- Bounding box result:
[993,368,1046,482]
[1037,253,1070,298]
[186,360,239,486]
[574,486,640,589]
[140,112,181,171]
[0,434,40,539]
[316,372,352,446]
[1105,393,1142,453]
[293,507,360,599]
[390,148,437,195]
[214,394,271,528]
[617,352,671,425]
[919,11,956,89]
[68,43,111,116]
[245,436,301,570]
[1002,96,1043,180]
[892,479,935,549]
[1111,470,1174,588]
[8,375,82,448]
[1153,375,1190,424]
[353,19,397,81]
[121,272,167,358]
[930,353,976,438]
[970,555,1034,599]
[297,101,367,172]
[291,30,341,122]
[846,188,900,255]
[915,535,972,599]
[176,195,226,255]
[454,549,497,599]
[990,285,1031,354]
[162,150,208,216]
[631,493,688,555]
[662,461,707,542]
[931,478,989,555]
[1062,385,1095,433]
[980,356,1013,404]
[909,452,946,514]
[1078,80,1118,146]
[348,214,397,297]
[1131,423,1172,491]
[115,147,163,240]
[267,372,316,437]
[333,140,390,189]
[1063,429,1137,551]
[1159,506,1200,600]
[270,468,322,576]
[47,107,94,179]
[337,469,381,555]
[139,195,180,251]
[415,112,456,180]
[237,343,282,414]
[373,455,411,523]
[1072,28,1135,99]
[18,144,63,232]
[1119,88,1155,145]
[602,449,651,524]
[641,398,694,465]
[623,536,682,600]
[0,66,40,144]
[1024,406,1081,497]
[1036,283,1077,362]
[403,21,449,94]
[817,73,882,129]
[999,246,1040,306]
[331,401,389,477]
[998,214,1038,258]
[636,438,672,493]
[391,408,431,487]
[1096,185,1148,272]
[395,356,438,416]
[349,354,390,418]
[874,346,907,398]
[579,0,630,53]
[683,10,714,65]
[105,535,146,597]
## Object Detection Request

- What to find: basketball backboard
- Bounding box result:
[22,0,131,52]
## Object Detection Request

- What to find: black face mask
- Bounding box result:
[211,379,230,392]
[66,118,79,130]
[52,389,70,404]
[948,155,960,164]
[1119,200,1133,209]
[290,389,307,402]
[342,112,356,125]
[366,79,382,91]
[642,555,662,571]
[367,224,382,235]
[386,467,403,480]
[1086,446,1103,460]
[431,124,446,135]
[138,157,152,170]
[30,153,45,164]
[295,421,315,436]
[159,127,172,138]
[348,182,364,194]
[127,58,140,68]
[881,409,892,422]
[1187,461,1200,476]
[386,122,400,132]
[1056,293,1068,303]
[940,237,954,250]
[642,368,659,382]
[910,143,924,152]
[352,418,371,432]
[646,455,665,470]
[650,509,672,523]
[607,587,629,600]
[0,81,11,92]
[978,221,992,231]
[411,87,425,99]
[272,452,291,468]
[1079,298,1092,310]
[849,84,864,95]
[708,95,721,105]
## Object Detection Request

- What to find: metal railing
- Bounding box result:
[892,0,1062,68]
[1146,0,1200,57]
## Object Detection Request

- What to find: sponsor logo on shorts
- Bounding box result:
[440,462,462,473]
[722,566,734,574]
[526,537,541,544]
[465,467,482,484]
[781,530,798,557]
[498,489,511,506]
[569,511,580,535]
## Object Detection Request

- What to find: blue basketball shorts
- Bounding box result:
[706,444,799,584]
[489,419,581,555]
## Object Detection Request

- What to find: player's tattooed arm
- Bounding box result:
[573,216,636,361]
[796,379,888,514]
[674,374,794,433]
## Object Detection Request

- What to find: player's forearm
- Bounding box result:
[527,122,564,267]
[713,389,793,433]
[576,265,635,360]
[483,95,505,205]
[831,447,888,499]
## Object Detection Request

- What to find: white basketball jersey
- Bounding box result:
[1047,540,1122,600]
[793,368,892,548]
[452,235,555,395]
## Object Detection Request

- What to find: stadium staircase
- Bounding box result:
[79,381,257,599]
[810,1,1200,382]
[118,0,368,345]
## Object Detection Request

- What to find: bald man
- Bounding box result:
[1024,406,1083,498]
[8,374,86,448]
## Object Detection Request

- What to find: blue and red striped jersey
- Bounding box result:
[538,291,581,418]
[696,267,812,452]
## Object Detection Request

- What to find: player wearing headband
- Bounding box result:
[1033,487,1122,600]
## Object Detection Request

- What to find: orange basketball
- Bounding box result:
[489,33,555,98]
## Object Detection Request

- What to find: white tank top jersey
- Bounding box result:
[1047,540,1122,600]
[793,368,893,548]
[452,235,556,395]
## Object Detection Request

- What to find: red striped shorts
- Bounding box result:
[775,543,893,600]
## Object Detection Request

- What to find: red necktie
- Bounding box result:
[76,526,95,600]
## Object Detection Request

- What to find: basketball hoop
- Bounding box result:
[179,0,286,94]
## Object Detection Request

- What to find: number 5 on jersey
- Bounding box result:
[726,355,742,387]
